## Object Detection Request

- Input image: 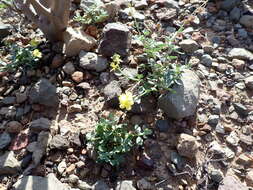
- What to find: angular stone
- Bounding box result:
[0,132,11,149]
[116,180,136,190]
[137,178,152,190]
[68,104,82,113]
[245,76,253,90]
[218,175,247,190]
[236,153,253,167]
[63,27,96,57]
[63,62,75,75]
[0,151,21,175]
[220,0,240,11]
[240,15,253,29]
[179,39,199,53]
[1,96,16,105]
[177,134,198,159]
[92,180,110,190]
[29,78,59,107]
[50,135,70,149]
[158,69,200,119]
[30,118,51,133]
[103,80,122,107]
[79,51,108,72]
[0,22,11,40]
[71,71,84,83]
[246,170,253,186]
[98,23,131,57]
[6,121,23,133]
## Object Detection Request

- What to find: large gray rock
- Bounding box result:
[240,15,253,29]
[13,173,70,190]
[218,175,248,190]
[0,151,21,175]
[29,78,59,107]
[98,23,131,57]
[228,48,253,61]
[158,69,200,119]
[0,22,11,41]
[79,51,108,72]
[220,0,240,11]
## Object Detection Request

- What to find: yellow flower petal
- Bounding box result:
[119,91,134,111]
[32,49,42,58]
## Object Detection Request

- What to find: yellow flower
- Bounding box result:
[110,62,120,71]
[112,54,122,64]
[32,49,42,58]
[110,53,122,71]
[119,91,134,111]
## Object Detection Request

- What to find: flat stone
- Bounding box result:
[30,118,51,133]
[179,39,199,53]
[240,15,253,29]
[218,175,248,190]
[50,135,70,149]
[116,180,136,190]
[1,96,16,105]
[228,48,253,61]
[13,173,69,190]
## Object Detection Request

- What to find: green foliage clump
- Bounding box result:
[74,3,108,25]
[0,44,41,72]
[86,116,151,166]
[0,0,12,9]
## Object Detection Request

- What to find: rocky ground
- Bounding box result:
[0,0,253,189]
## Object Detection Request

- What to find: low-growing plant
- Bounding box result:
[0,44,42,72]
[0,0,12,9]
[74,3,108,25]
[86,116,152,166]
[108,20,189,110]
